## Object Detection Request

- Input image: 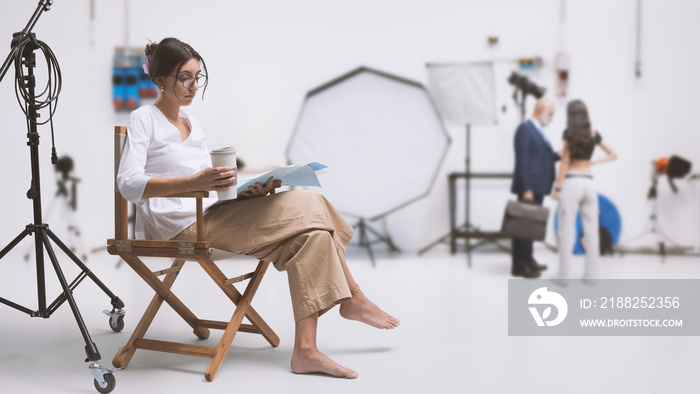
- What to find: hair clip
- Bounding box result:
[143,55,151,75]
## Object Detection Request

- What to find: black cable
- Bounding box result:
[12,32,61,163]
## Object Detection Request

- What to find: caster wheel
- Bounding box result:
[94,372,116,393]
[109,315,124,332]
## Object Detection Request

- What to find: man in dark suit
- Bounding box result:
[510,97,559,278]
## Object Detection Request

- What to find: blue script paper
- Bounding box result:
[236,162,326,194]
[206,162,327,210]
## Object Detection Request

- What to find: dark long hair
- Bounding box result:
[564,99,593,159]
[145,37,208,97]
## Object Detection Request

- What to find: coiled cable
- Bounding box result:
[12,32,61,162]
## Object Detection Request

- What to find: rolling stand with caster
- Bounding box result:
[0,2,125,392]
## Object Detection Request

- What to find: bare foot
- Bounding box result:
[291,347,358,379]
[339,290,400,329]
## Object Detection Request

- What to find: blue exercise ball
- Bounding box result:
[553,193,621,254]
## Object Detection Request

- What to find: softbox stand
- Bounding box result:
[418,124,512,266]
[351,217,401,267]
[420,62,512,266]
[0,2,123,392]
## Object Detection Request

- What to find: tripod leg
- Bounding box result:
[0,227,32,259]
[364,224,401,253]
[38,229,101,362]
[0,229,36,315]
[418,232,452,255]
[64,199,89,261]
[660,242,666,262]
[45,228,124,309]
[467,238,472,268]
[356,221,376,267]
[362,224,376,267]
[656,231,680,247]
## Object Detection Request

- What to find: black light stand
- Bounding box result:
[24,156,88,262]
[351,217,401,267]
[0,2,122,392]
[418,124,512,267]
[617,159,693,260]
[420,70,555,265]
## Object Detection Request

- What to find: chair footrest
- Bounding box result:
[153,265,183,277]
[134,338,217,358]
[223,272,254,286]
[197,320,261,334]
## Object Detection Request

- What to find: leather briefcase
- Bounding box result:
[500,200,549,241]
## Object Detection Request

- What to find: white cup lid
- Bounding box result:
[210,146,236,155]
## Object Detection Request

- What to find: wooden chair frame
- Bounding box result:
[107,126,279,382]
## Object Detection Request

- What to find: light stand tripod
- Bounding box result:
[420,62,517,266]
[617,163,686,260]
[0,2,123,392]
[418,124,512,266]
[24,156,88,262]
[351,217,401,267]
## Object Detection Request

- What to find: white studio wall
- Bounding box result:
[0,0,699,255]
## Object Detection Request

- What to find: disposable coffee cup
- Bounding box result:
[210,146,237,200]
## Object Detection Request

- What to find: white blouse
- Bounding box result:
[117,105,218,240]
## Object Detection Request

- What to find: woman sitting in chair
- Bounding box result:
[117,37,399,379]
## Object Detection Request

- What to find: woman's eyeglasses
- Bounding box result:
[171,74,207,89]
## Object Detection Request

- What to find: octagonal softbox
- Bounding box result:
[287,66,450,220]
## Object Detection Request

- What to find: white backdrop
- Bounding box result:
[0,0,698,254]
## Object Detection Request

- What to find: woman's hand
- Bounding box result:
[240,176,282,199]
[190,166,236,192]
[551,189,561,201]
[142,166,235,199]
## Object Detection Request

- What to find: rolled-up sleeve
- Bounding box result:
[117,113,151,205]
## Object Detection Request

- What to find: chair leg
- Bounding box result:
[121,255,211,339]
[114,258,196,368]
[203,259,270,382]
[197,259,280,347]
[113,255,278,381]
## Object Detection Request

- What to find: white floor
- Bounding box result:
[1,243,699,394]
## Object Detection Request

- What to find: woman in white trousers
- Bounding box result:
[552,100,617,282]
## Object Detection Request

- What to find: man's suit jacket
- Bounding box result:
[510,119,560,196]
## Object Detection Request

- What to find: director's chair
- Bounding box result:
[107,126,279,381]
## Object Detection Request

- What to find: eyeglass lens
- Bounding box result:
[183,75,206,88]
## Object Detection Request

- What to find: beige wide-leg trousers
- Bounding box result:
[172,190,354,321]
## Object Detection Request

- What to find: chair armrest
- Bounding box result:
[146,191,210,242]
[163,191,210,198]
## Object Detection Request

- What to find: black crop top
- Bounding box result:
[562,129,602,160]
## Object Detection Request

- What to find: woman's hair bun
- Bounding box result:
[144,42,158,57]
